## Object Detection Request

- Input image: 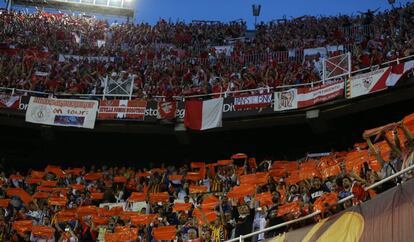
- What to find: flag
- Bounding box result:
[113,176,127,183]
[130,214,158,225]
[185,172,202,181]
[83,172,103,181]
[70,184,85,191]
[26,178,41,185]
[149,192,169,203]
[48,196,67,206]
[313,192,338,212]
[184,98,223,130]
[386,60,414,86]
[31,226,55,238]
[13,220,33,236]
[172,203,192,212]
[152,226,177,240]
[227,185,256,199]
[276,201,301,217]
[32,192,49,199]
[168,175,183,181]
[92,215,108,225]
[77,206,98,217]
[0,94,19,109]
[0,199,10,208]
[6,188,32,205]
[119,211,140,220]
[98,100,147,120]
[193,209,217,225]
[201,195,219,210]
[90,193,104,200]
[190,162,205,169]
[189,185,208,194]
[31,171,45,179]
[217,160,233,166]
[45,165,65,178]
[56,210,77,223]
[157,101,177,119]
[127,192,146,202]
[41,180,57,187]
[256,192,273,206]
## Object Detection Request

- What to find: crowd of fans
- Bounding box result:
[0,113,413,242]
[1,3,414,99]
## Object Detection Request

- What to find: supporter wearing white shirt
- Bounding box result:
[178,187,187,201]
[115,190,124,203]
[252,207,267,241]
[30,234,55,242]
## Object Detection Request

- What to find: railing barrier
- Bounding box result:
[0,54,413,101]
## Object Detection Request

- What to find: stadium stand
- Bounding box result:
[1,2,414,242]
[0,112,413,241]
[0,3,413,98]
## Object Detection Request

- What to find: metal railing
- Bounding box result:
[339,24,375,38]
[226,158,414,242]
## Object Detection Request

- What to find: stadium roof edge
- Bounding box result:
[12,0,134,17]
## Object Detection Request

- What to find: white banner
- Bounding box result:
[99,202,126,210]
[274,81,344,111]
[97,40,106,48]
[274,89,298,111]
[58,54,115,62]
[304,47,328,58]
[26,97,98,129]
[213,45,234,56]
[346,67,390,99]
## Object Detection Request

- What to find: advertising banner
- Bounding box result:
[98,100,147,120]
[25,97,98,129]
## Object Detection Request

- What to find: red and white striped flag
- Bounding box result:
[184,98,223,130]
[386,60,414,87]
[275,81,344,111]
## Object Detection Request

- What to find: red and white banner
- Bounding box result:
[346,60,414,99]
[26,97,98,129]
[386,60,414,87]
[98,100,147,120]
[184,98,223,130]
[234,93,272,110]
[157,101,177,119]
[345,67,390,99]
[274,81,344,111]
[0,94,19,109]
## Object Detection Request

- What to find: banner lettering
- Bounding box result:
[25,97,98,129]
[98,100,147,120]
